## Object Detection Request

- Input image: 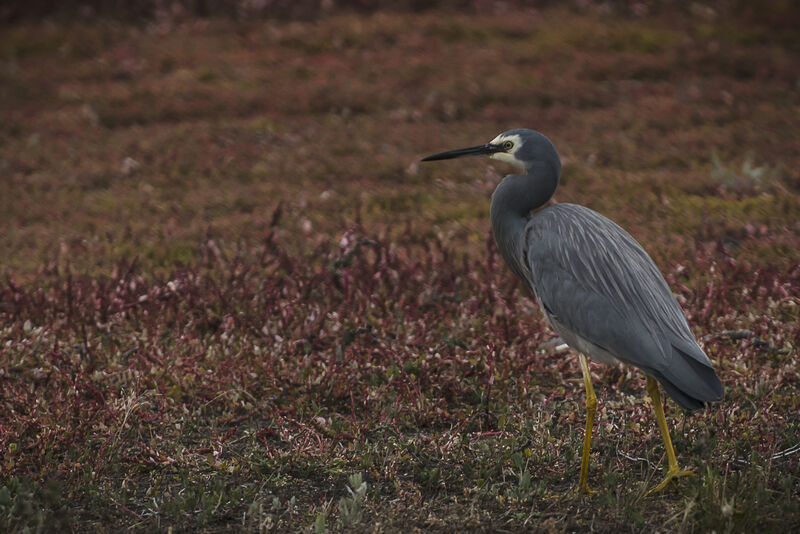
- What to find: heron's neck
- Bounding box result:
[489,161,559,282]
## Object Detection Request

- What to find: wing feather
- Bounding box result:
[524,203,722,408]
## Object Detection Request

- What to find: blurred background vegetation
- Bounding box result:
[0,1,798,532]
[0,0,797,26]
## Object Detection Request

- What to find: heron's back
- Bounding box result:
[524,203,723,410]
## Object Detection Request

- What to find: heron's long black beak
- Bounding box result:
[421,143,501,162]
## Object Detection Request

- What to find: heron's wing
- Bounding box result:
[525,204,722,408]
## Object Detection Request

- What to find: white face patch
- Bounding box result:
[488,133,525,170]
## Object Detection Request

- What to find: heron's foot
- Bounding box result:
[544,483,597,502]
[646,468,694,495]
[546,482,597,500]
[575,482,597,496]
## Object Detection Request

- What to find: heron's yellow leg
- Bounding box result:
[645,376,694,494]
[577,354,597,494]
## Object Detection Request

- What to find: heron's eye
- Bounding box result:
[502,141,514,151]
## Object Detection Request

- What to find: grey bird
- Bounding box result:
[422,129,723,494]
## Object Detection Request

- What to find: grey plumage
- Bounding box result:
[423,128,723,411]
[526,203,722,410]
[422,128,722,492]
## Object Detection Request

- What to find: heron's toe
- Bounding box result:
[544,482,598,500]
[646,468,694,495]
[564,483,598,498]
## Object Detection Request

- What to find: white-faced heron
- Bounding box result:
[422,129,723,494]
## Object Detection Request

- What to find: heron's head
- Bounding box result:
[422,129,560,175]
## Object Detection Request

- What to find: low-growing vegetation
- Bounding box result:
[1,3,798,532]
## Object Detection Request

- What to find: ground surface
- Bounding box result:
[1,5,799,533]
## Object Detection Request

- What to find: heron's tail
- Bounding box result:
[652,346,723,412]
